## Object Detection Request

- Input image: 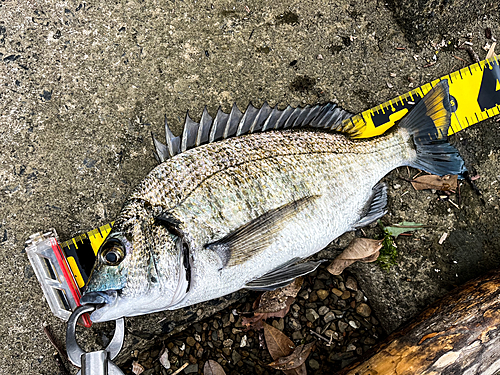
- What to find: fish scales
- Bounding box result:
[163,132,406,307]
[131,130,404,210]
[82,81,467,322]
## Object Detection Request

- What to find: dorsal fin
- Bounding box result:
[152,102,355,163]
[181,112,199,152]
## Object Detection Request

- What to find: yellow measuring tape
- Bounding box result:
[62,56,499,290]
[60,222,114,289]
[353,55,500,138]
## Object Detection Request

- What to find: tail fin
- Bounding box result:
[399,80,466,177]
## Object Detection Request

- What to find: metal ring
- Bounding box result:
[66,305,125,366]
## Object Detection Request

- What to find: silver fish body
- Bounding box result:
[82,81,465,322]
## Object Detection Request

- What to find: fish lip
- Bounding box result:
[80,290,120,323]
[80,290,118,306]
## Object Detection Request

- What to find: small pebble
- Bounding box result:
[341,291,351,300]
[316,289,329,300]
[159,349,170,369]
[272,318,284,331]
[313,279,325,289]
[345,276,358,291]
[318,306,329,315]
[223,339,233,347]
[309,291,318,302]
[298,290,309,299]
[349,320,360,329]
[232,350,241,363]
[186,337,196,347]
[240,335,247,348]
[347,343,356,351]
[355,290,364,302]
[331,288,343,297]
[338,281,346,291]
[316,54,323,60]
[338,321,348,333]
[324,312,335,323]
[292,331,303,340]
[132,361,144,375]
[306,309,319,322]
[356,303,372,318]
[289,318,302,330]
[309,359,320,369]
[325,330,339,340]
[184,363,198,374]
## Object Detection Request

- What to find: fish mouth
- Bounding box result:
[80,290,119,322]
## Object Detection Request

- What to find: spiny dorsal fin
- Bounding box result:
[181,112,199,152]
[152,101,355,162]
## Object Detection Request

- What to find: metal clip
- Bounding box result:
[66,305,125,375]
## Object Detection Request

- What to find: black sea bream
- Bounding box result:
[82,81,465,322]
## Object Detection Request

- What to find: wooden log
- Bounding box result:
[339,269,500,375]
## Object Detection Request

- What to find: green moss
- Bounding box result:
[375,220,399,270]
[376,231,398,270]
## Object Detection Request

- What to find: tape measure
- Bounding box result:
[353,55,500,138]
[25,223,113,327]
[25,56,499,324]
[59,222,114,290]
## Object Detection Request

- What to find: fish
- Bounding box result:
[81,80,466,323]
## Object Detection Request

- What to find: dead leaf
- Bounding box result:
[203,359,226,375]
[327,238,382,275]
[255,277,303,313]
[268,342,315,370]
[263,322,295,360]
[263,322,307,375]
[411,174,457,191]
[242,278,304,329]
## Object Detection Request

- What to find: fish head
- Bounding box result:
[81,200,189,322]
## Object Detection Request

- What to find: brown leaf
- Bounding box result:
[263,322,295,360]
[242,298,296,330]
[243,278,304,329]
[411,174,457,191]
[268,342,315,370]
[327,238,382,275]
[286,363,307,375]
[255,277,303,313]
[203,359,226,375]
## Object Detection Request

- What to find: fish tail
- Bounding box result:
[398,80,466,177]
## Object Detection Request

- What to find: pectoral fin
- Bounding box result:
[206,195,319,267]
[245,258,323,291]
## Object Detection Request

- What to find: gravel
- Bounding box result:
[121,266,385,375]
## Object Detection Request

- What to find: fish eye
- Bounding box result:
[100,240,125,266]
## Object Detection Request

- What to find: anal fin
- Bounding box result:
[353,183,388,229]
[245,258,323,291]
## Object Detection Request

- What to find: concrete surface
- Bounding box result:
[0,0,499,373]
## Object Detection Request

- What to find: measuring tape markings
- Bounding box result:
[60,222,114,292]
[353,55,500,139]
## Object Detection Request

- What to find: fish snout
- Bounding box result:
[80,290,118,306]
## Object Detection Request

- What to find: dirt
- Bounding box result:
[0,0,499,374]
